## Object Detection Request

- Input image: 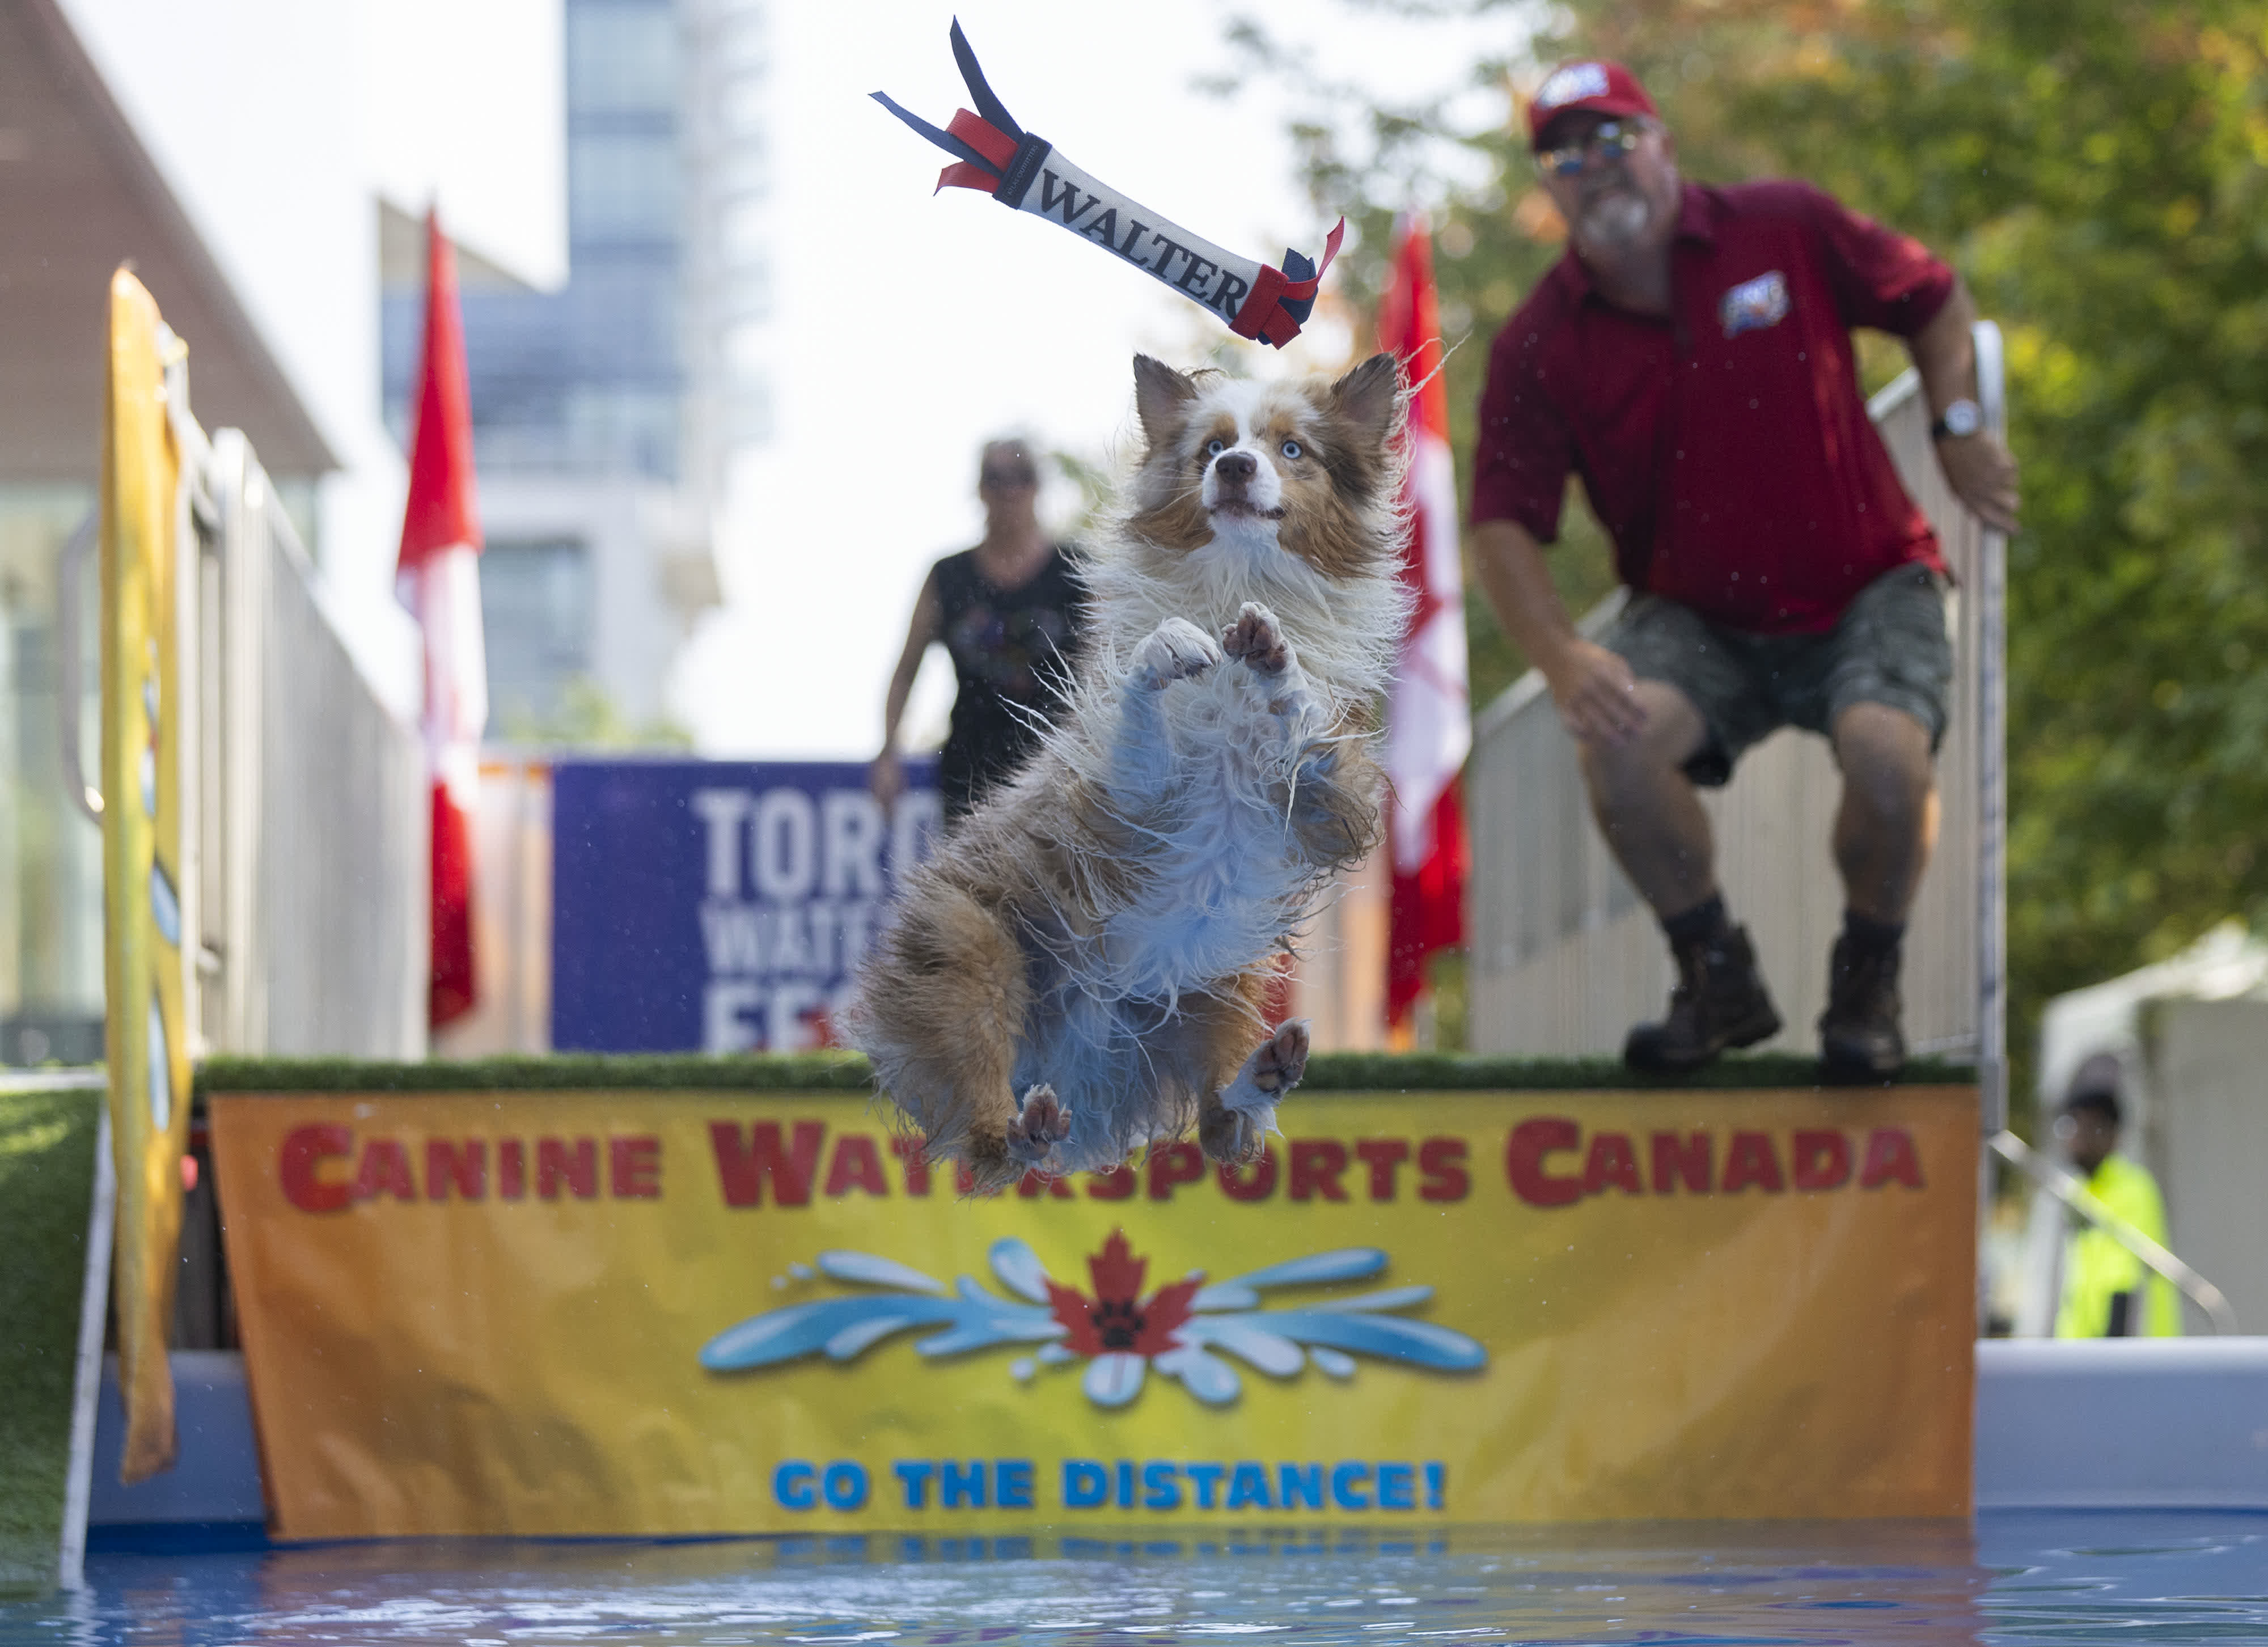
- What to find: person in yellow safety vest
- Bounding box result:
[2054,1052,2182,1337]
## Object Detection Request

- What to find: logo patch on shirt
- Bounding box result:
[1719,270,1791,338]
[1536,62,1610,109]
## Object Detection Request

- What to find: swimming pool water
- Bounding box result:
[6,1513,2265,1646]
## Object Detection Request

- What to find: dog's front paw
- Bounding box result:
[1006,1083,1073,1167]
[1222,602,1293,676]
[1134,618,1222,690]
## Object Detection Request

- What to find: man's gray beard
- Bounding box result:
[1579,190,1652,251]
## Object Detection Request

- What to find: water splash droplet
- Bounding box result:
[817,1250,946,1293]
[988,1237,1053,1303]
[1225,1248,1387,1290]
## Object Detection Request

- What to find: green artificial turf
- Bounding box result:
[197,1051,877,1094]
[198,1048,1973,1096]
[0,1086,100,1595]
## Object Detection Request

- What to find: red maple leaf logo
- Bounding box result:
[1046,1229,1199,1359]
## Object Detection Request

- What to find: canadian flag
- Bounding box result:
[1378,215,1471,1030]
[396,209,487,1030]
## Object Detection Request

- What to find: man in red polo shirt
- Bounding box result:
[1473,60,2019,1079]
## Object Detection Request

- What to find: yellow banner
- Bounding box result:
[210,1086,1975,1538]
[100,270,196,1483]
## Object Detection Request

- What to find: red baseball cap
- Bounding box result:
[1525,60,1658,149]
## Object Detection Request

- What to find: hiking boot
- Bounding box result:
[1624,925,1783,1074]
[1819,933,1906,1082]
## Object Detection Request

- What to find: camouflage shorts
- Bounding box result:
[1603,563,1952,788]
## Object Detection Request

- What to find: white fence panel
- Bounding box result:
[205,431,425,1059]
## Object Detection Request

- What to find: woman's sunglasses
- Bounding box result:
[1537,120,1648,179]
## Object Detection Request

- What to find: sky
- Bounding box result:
[671,0,1516,758]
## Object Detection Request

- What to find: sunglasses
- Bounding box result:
[980,468,1036,489]
[1537,120,1648,178]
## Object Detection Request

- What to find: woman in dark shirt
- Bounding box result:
[871,440,1085,822]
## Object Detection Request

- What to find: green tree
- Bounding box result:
[1238,0,2268,1097]
[498,678,694,751]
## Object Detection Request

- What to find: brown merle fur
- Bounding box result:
[848,353,1411,1193]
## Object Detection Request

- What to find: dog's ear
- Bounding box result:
[1328,353,1404,447]
[1133,354,1199,450]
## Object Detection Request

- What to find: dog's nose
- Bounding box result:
[1213,450,1257,485]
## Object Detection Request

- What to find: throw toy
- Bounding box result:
[874,22,1343,348]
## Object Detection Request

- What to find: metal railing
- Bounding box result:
[54,513,104,825]
[1990,1128,2239,1335]
[1975,322,2011,1131]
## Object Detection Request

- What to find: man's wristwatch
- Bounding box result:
[1930,399,1984,441]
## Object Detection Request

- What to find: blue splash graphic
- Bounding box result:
[700,1239,1485,1409]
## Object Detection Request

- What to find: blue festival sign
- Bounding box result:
[550,760,940,1052]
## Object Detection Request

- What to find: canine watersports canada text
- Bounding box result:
[274,1117,1925,1210]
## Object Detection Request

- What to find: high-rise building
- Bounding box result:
[683,0,775,513]
[383,0,752,734]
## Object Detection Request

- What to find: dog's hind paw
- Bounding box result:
[1222,601,1293,675]
[1134,618,1222,689]
[1006,1083,1073,1166]
[1242,1017,1310,1099]
[1203,1019,1311,1166]
[1200,1096,1272,1166]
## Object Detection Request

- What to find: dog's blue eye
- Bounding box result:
[1281,439,1303,460]
[1205,439,1226,458]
